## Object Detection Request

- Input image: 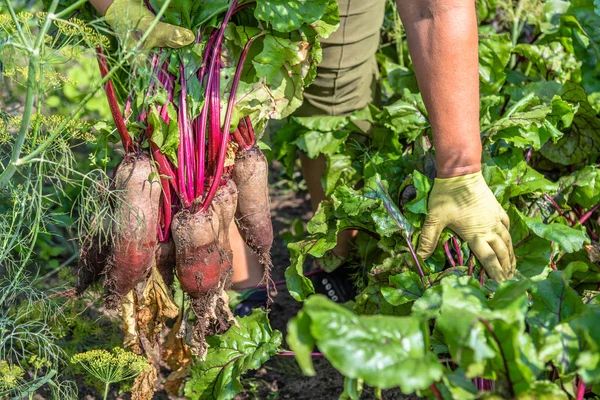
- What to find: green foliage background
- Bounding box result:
[271,0,600,398]
[0,0,599,399]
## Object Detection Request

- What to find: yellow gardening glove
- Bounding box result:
[105,0,195,50]
[417,171,516,282]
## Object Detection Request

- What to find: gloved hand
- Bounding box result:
[417,171,516,282]
[105,0,194,50]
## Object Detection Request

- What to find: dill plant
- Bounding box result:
[0,360,25,391]
[71,347,150,400]
[0,2,120,398]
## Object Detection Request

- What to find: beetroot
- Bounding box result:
[104,154,161,309]
[231,146,273,266]
[171,205,236,357]
[171,207,225,297]
[211,179,238,254]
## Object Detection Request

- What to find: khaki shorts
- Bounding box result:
[295,0,386,117]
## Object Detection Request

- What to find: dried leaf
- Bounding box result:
[163,310,192,372]
[131,361,157,400]
[164,366,191,395]
[585,243,600,264]
[137,265,179,342]
[121,291,141,354]
[225,141,239,167]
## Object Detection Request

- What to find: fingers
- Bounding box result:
[145,22,195,49]
[499,205,510,231]
[417,216,444,260]
[487,235,512,278]
[496,225,516,277]
[469,238,508,282]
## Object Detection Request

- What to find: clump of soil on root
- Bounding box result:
[189,266,236,358]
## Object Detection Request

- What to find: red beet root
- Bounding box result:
[105,154,161,308]
[231,146,273,266]
[171,207,228,298]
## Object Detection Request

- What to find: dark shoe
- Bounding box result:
[233,289,268,317]
[309,267,357,303]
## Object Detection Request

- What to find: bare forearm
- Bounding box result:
[89,0,113,15]
[396,0,481,178]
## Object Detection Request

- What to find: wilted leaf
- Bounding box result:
[137,266,179,342]
[586,243,600,263]
[131,362,158,400]
[163,310,192,395]
[121,291,142,354]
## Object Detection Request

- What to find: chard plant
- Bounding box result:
[265,0,600,398]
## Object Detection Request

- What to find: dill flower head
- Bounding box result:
[71,348,149,385]
[28,355,51,371]
[0,360,25,391]
[54,17,110,48]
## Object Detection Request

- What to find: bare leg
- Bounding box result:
[229,221,263,289]
[300,153,356,258]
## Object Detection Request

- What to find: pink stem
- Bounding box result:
[195,0,238,157]
[177,107,188,204]
[579,203,600,225]
[147,126,178,238]
[209,62,221,172]
[468,254,474,276]
[179,64,195,202]
[158,64,174,122]
[430,384,442,400]
[194,106,207,199]
[444,241,456,267]
[201,35,255,212]
[95,47,134,154]
[124,94,133,117]
[192,32,220,199]
[576,379,585,400]
[453,237,463,265]
[151,147,178,193]
[525,147,533,163]
[158,183,172,241]
[235,116,255,149]
[232,128,250,149]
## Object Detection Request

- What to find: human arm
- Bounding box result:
[396,0,515,280]
[89,0,112,15]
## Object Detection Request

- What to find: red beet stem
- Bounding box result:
[201,35,257,212]
[95,47,134,153]
[179,63,196,201]
[209,61,222,173]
